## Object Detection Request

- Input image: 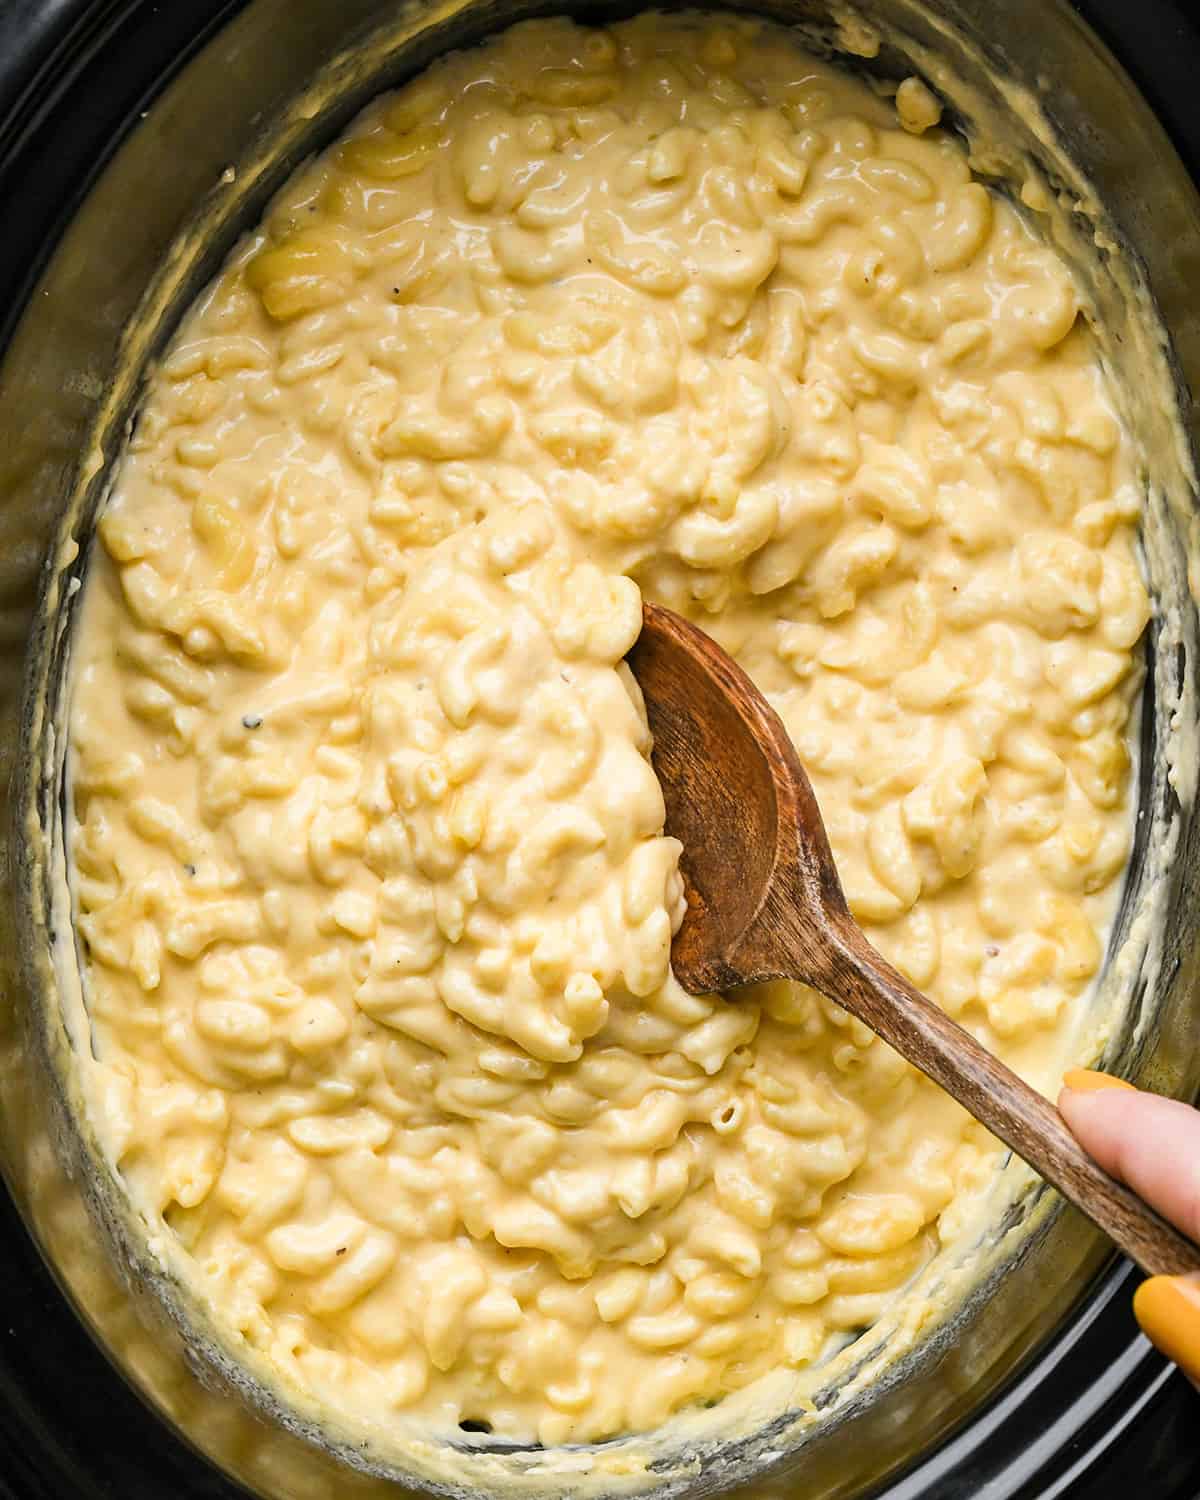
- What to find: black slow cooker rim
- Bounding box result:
[0,2,1197,1498]
[0,0,243,348]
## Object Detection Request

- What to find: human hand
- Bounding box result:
[1059,1069,1200,1386]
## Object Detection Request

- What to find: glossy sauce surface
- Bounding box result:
[68,13,1147,1444]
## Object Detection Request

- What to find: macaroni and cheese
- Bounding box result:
[67,12,1148,1446]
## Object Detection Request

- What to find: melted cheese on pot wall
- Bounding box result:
[68,12,1149,1446]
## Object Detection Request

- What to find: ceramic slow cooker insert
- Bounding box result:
[1,1,1199,1497]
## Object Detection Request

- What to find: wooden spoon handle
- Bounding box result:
[821,919,1200,1277]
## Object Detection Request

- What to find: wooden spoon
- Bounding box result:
[627,601,1200,1277]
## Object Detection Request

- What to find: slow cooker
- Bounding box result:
[1,0,1199,1496]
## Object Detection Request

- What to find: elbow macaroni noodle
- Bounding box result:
[68,13,1148,1445]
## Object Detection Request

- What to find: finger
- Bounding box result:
[1058,1074,1200,1241]
[1133,1273,1200,1391]
[1058,1070,1200,1388]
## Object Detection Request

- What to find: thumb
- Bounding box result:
[1059,1069,1200,1387]
[1058,1070,1200,1240]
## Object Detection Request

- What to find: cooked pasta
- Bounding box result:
[68,11,1148,1445]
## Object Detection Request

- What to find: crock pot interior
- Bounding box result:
[2,1,1200,1497]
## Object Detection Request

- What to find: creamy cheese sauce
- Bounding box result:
[67,12,1148,1447]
